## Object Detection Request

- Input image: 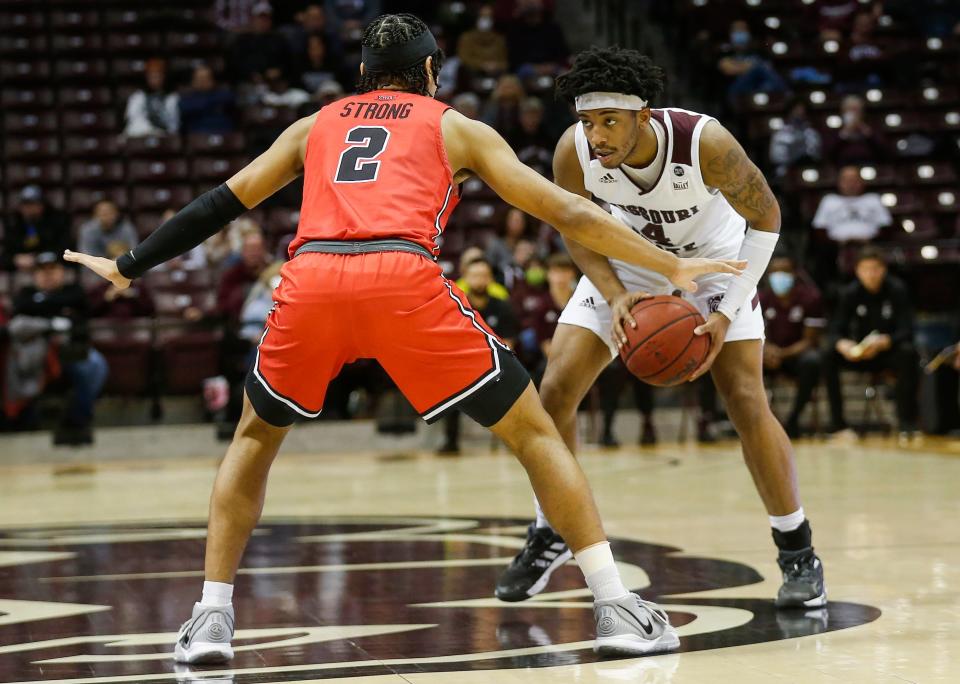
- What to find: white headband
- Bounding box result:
[575,91,648,111]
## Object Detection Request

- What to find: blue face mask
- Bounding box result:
[731,30,751,47]
[768,271,795,296]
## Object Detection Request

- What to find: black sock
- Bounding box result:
[772,519,812,552]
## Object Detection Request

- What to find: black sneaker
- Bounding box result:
[775,547,827,608]
[495,524,572,602]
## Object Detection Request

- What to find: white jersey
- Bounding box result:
[562,107,764,352]
[574,107,747,271]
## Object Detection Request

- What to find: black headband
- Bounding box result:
[361,30,437,72]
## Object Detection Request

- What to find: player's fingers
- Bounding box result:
[612,310,628,347]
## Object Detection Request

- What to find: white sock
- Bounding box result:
[574,541,629,601]
[534,496,552,530]
[769,507,805,533]
[200,580,234,607]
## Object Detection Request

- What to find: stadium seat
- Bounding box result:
[60,87,113,108]
[66,160,126,185]
[90,321,154,396]
[131,185,194,212]
[5,136,60,160]
[0,60,51,83]
[145,269,214,292]
[60,109,118,133]
[3,111,57,134]
[166,31,220,53]
[128,159,190,184]
[52,33,104,54]
[134,212,166,239]
[63,135,123,158]
[1,88,54,110]
[191,156,247,181]
[6,162,63,187]
[186,132,245,154]
[68,187,129,214]
[105,32,163,55]
[264,208,301,236]
[123,135,184,157]
[54,59,109,83]
[155,327,223,395]
[0,12,45,32]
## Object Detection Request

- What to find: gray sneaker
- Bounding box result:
[174,603,235,664]
[593,593,680,657]
[776,548,827,608]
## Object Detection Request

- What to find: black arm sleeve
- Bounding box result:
[116,183,247,279]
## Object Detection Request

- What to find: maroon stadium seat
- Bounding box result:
[4,136,60,160]
[54,59,109,83]
[52,33,104,54]
[68,187,129,214]
[90,321,153,396]
[0,88,54,110]
[66,160,126,185]
[8,187,66,211]
[186,132,246,154]
[50,10,98,30]
[0,12,45,32]
[63,135,123,158]
[128,159,190,184]
[106,32,163,55]
[0,60,51,83]
[61,109,118,134]
[6,162,63,187]
[131,185,194,212]
[145,269,214,292]
[191,156,247,181]
[123,135,184,157]
[134,212,166,239]
[60,87,114,108]
[0,35,48,56]
[264,208,301,236]
[3,111,57,134]
[166,31,220,53]
[242,105,299,129]
[111,58,147,83]
[156,327,223,395]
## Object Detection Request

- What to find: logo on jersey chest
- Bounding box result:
[672,165,690,190]
[613,204,700,224]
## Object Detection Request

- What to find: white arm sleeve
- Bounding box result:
[716,228,780,321]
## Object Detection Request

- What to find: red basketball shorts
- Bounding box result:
[245,251,529,427]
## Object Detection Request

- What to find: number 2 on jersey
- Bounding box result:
[335,126,390,183]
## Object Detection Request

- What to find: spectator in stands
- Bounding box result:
[816,0,863,41]
[156,208,208,272]
[204,217,261,272]
[282,4,339,59]
[239,262,283,345]
[77,201,139,260]
[716,20,788,108]
[506,0,570,75]
[481,75,526,143]
[8,253,107,444]
[512,97,552,151]
[848,11,883,62]
[486,207,535,287]
[179,65,236,135]
[217,232,274,324]
[812,165,891,281]
[124,58,179,138]
[259,67,311,107]
[298,34,339,92]
[438,258,518,455]
[452,92,481,120]
[2,186,71,272]
[824,95,889,166]
[824,247,919,439]
[457,4,508,75]
[314,79,345,107]
[769,99,822,179]
[456,246,509,300]
[515,253,576,375]
[760,255,826,437]
[226,1,292,85]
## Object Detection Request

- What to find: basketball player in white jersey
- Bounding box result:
[496,47,826,609]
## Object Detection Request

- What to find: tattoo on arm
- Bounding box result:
[704,147,777,222]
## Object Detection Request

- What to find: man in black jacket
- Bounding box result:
[824,247,918,437]
[2,186,72,272]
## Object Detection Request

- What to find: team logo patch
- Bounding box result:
[0,518,880,682]
[673,180,690,190]
[673,165,685,177]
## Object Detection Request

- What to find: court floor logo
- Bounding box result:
[0,518,880,683]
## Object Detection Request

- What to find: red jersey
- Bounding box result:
[291,90,460,258]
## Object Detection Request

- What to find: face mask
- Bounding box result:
[525,267,546,287]
[731,30,750,47]
[477,17,493,31]
[768,271,794,297]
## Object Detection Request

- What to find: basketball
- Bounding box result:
[619,295,709,386]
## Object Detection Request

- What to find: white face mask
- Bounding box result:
[477,16,493,31]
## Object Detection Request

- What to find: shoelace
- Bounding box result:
[781,553,817,581]
[511,526,560,569]
[634,596,671,626]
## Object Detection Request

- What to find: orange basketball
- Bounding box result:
[618,295,709,386]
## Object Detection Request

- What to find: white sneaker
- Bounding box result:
[174,603,235,664]
[593,593,680,657]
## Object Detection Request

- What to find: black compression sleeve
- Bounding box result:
[116,183,247,279]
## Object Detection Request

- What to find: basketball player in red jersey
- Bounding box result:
[65,15,743,662]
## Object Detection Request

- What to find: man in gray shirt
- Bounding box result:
[78,200,139,259]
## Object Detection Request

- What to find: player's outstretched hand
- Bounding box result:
[610,290,652,350]
[669,258,746,293]
[63,250,131,290]
[689,312,731,381]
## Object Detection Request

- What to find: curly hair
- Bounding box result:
[356,14,444,97]
[555,46,666,106]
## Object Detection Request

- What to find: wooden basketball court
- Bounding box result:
[0,430,957,682]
